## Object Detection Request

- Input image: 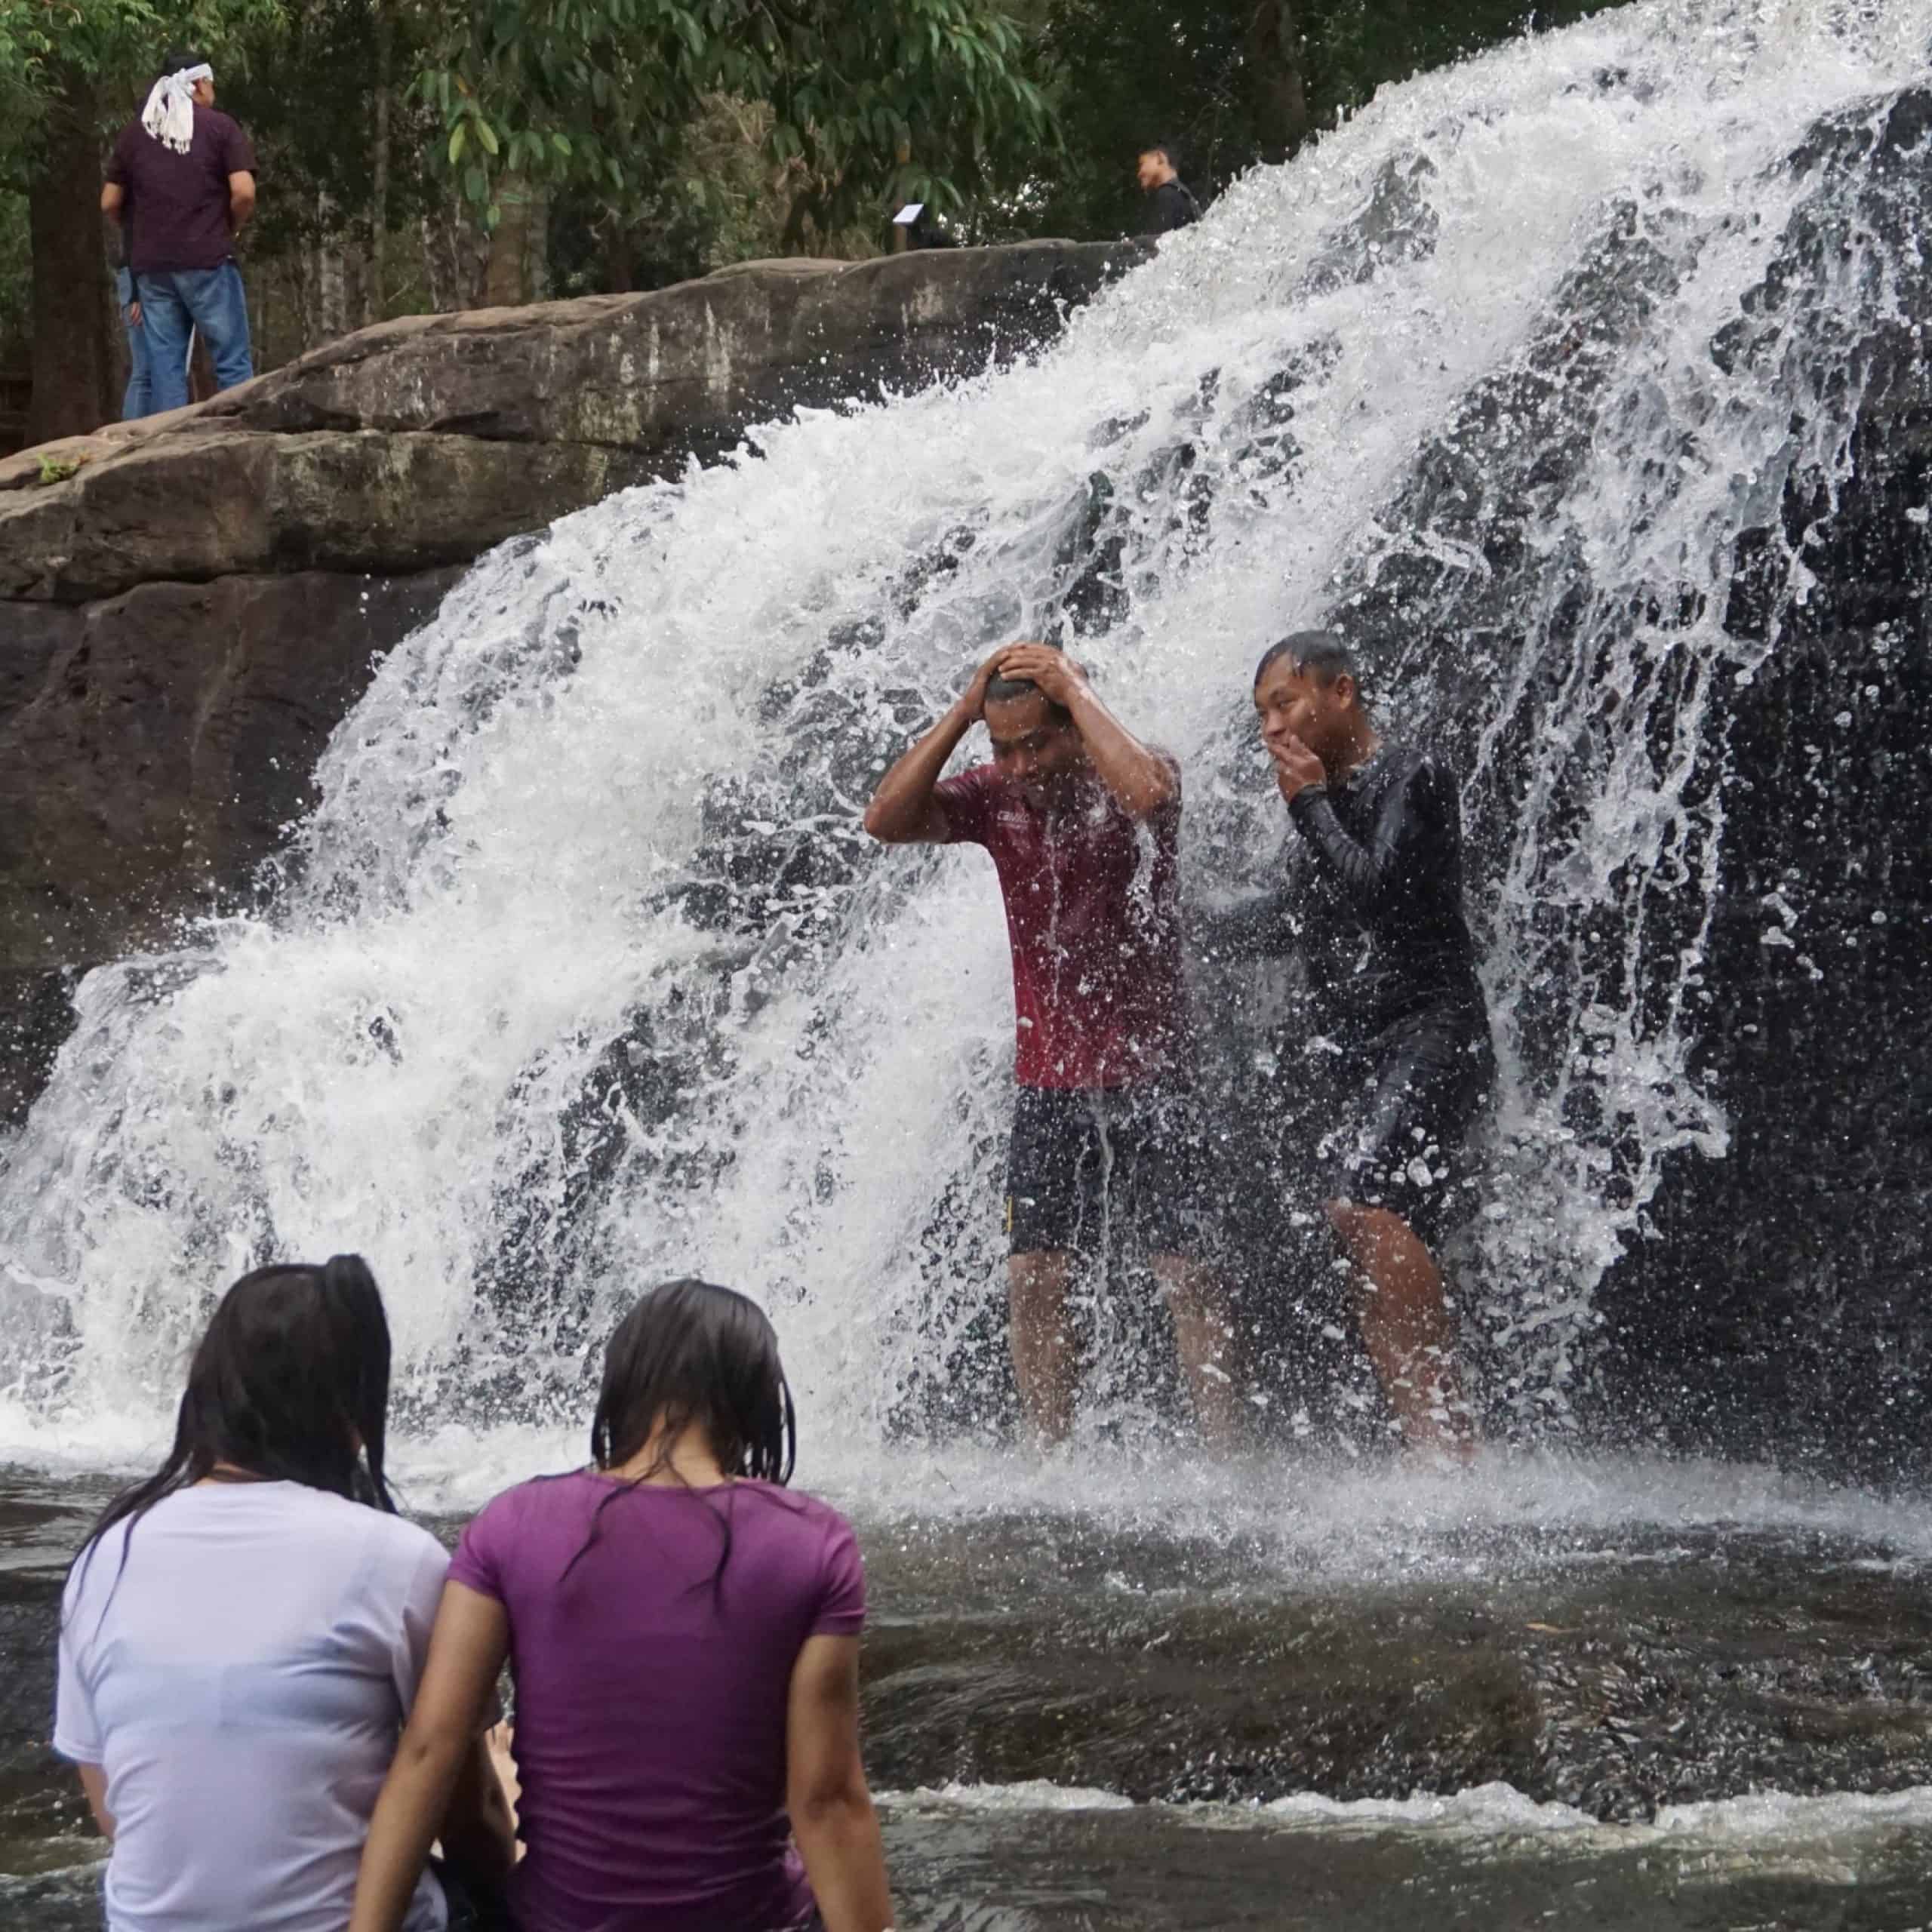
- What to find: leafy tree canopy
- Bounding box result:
[415,0,1056,233]
[0,0,281,147]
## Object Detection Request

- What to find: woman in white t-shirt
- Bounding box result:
[54,1255,514,1932]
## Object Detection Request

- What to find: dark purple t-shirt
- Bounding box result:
[106,107,257,272]
[450,1473,866,1932]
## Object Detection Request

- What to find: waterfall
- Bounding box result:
[2,0,1927,1478]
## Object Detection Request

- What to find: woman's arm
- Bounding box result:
[437,1727,517,1882]
[76,1765,113,1839]
[349,1583,510,1932]
[786,1634,894,1932]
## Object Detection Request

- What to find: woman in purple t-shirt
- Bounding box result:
[350,1280,895,1932]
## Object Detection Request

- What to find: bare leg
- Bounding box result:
[1327,1200,1472,1460]
[1152,1255,1241,1452]
[1008,1249,1078,1445]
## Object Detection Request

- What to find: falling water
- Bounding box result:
[1,0,1927,1481]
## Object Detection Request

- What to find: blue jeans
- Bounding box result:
[115,266,158,419]
[134,260,253,412]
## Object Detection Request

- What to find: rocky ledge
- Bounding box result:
[0,240,1146,1122]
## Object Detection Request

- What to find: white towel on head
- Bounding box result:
[140,63,213,152]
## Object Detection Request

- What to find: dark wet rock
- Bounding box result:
[0,568,463,1123]
[860,1524,1932,1816]
[1293,87,1932,1481]
[1589,88,1932,1481]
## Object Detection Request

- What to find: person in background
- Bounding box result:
[863,643,1238,1451]
[54,1257,515,1932]
[100,50,258,414]
[1136,141,1201,235]
[349,1278,896,1932]
[1208,632,1494,1460]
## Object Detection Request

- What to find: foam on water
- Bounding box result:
[890,1774,1932,1862]
[1,0,1929,1488]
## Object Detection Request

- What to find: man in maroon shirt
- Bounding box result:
[865,642,1237,1447]
[100,50,258,415]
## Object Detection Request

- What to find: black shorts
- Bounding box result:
[1306,1016,1494,1247]
[1005,1084,1211,1260]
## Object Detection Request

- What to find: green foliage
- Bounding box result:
[547,93,885,297]
[0,0,281,148]
[220,0,443,260]
[411,0,1055,242]
[0,185,27,349]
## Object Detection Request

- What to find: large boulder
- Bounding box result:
[0,241,1145,1122]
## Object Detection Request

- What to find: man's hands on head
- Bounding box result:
[1272,734,1327,804]
[995,643,1088,710]
[957,648,1011,722]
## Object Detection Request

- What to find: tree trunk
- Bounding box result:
[602,218,634,294]
[521,185,549,303]
[371,0,393,318]
[1247,0,1312,164]
[315,193,349,343]
[25,66,115,446]
[481,175,534,307]
[420,212,451,312]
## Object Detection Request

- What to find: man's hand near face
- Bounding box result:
[1271,734,1327,805]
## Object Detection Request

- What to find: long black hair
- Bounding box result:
[561,1278,797,1586]
[72,1255,398,1583]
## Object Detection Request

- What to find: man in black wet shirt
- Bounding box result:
[1212,632,1493,1456]
[1137,142,1201,235]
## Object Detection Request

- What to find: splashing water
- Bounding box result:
[1,0,1927,1482]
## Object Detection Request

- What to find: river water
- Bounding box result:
[8,1456,1932,1925]
[5,0,1932,1922]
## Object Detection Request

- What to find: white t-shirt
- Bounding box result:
[54,1480,450,1932]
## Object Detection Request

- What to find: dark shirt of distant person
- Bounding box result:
[100,50,258,417]
[1137,143,1201,235]
[904,205,959,250]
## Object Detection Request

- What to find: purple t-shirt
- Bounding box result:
[450,1472,866,1932]
[106,107,257,272]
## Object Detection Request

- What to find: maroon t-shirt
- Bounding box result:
[106,106,257,272]
[938,760,1187,1089]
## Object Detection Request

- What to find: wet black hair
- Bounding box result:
[1254,629,1360,693]
[161,47,211,76]
[1138,137,1181,165]
[561,1278,797,1587]
[984,674,1072,725]
[69,1257,396,1604]
[986,642,1074,725]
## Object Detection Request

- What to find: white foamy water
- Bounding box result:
[891,1774,1932,1865]
[1,0,1928,1493]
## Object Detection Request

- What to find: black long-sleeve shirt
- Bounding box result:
[1144,179,1201,235]
[1205,744,1487,1048]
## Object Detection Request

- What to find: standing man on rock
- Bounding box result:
[1136,142,1201,235]
[1212,632,1493,1459]
[101,50,258,414]
[864,644,1237,1450]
